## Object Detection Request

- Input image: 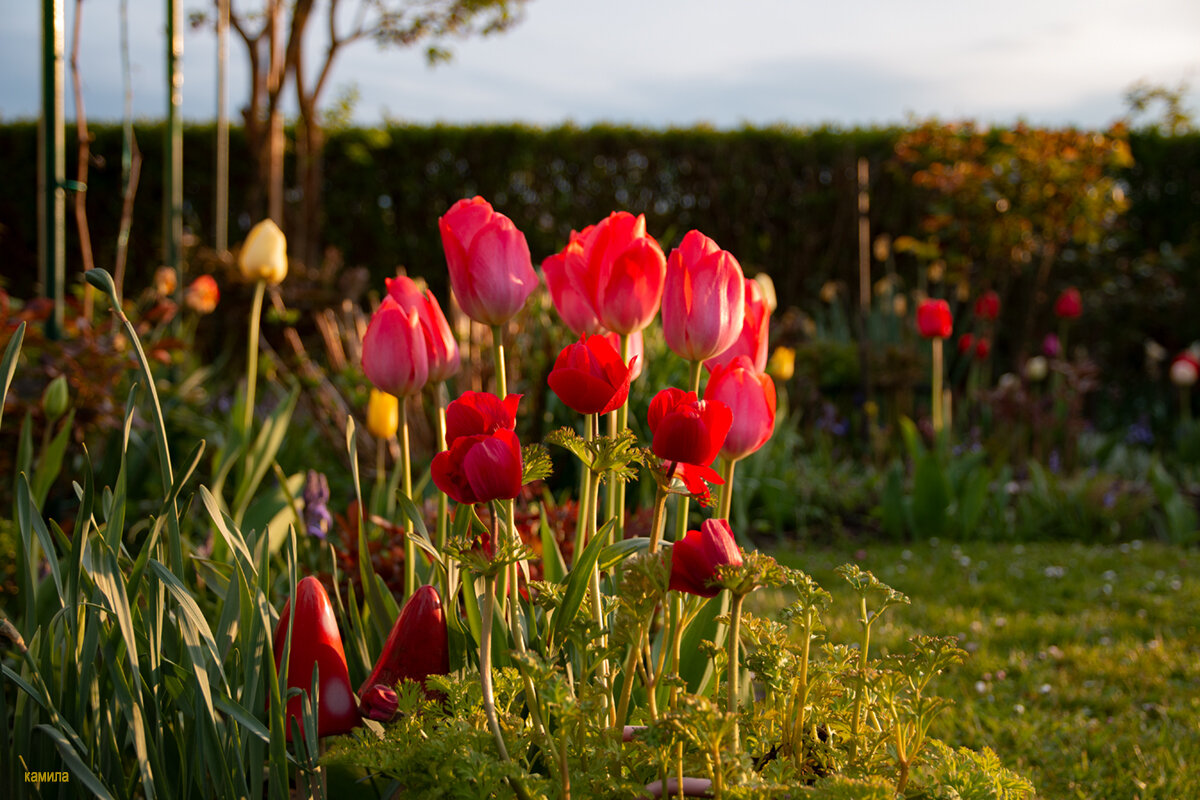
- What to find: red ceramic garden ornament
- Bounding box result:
[272,576,360,739]
[361,296,429,398]
[439,196,539,326]
[662,230,746,362]
[647,388,732,468]
[916,298,953,339]
[358,585,449,698]
[547,334,636,416]
[669,518,743,598]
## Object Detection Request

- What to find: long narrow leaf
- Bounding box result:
[30,409,76,507]
[549,518,614,649]
[0,320,25,431]
[35,724,117,800]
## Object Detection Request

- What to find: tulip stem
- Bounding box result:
[647,477,671,555]
[726,591,745,752]
[717,458,737,523]
[242,278,266,438]
[435,382,449,551]
[931,336,944,435]
[490,324,508,398]
[490,323,520,626]
[479,573,511,762]
[613,333,631,545]
[401,399,416,601]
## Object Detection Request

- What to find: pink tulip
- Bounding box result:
[361,296,429,398]
[705,278,770,373]
[386,276,461,383]
[669,519,743,598]
[542,237,604,336]
[662,230,745,362]
[578,212,668,335]
[439,196,539,326]
[704,356,777,461]
[604,330,643,381]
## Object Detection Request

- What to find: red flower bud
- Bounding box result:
[705,278,770,373]
[704,356,776,461]
[548,334,635,416]
[444,391,521,446]
[386,276,461,384]
[916,299,953,339]
[974,337,991,361]
[647,388,732,468]
[1053,287,1082,319]
[272,577,360,739]
[669,519,743,598]
[362,296,429,398]
[358,585,449,698]
[359,684,399,722]
[1171,352,1200,387]
[957,333,974,355]
[973,290,1000,321]
[432,429,524,505]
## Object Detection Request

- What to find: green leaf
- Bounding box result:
[233,386,300,526]
[597,537,648,573]
[538,503,567,585]
[545,427,594,470]
[16,474,63,605]
[30,409,75,508]
[911,452,949,538]
[521,443,554,484]
[549,519,614,649]
[35,724,117,800]
[0,320,25,432]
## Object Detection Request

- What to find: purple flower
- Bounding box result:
[303,470,332,539]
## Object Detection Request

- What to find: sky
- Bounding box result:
[1,0,1198,130]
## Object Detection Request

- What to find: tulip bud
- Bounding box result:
[1170,353,1199,387]
[1024,356,1048,382]
[184,274,220,314]
[647,388,732,468]
[359,684,399,722]
[1053,287,1082,320]
[704,356,776,461]
[669,518,743,598]
[663,230,745,362]
[766,346,795,381]
[916,299,953,339]
[366,389,400,440]
[239,219,288,285]
[41,375,69,422]
[361,296,429,398]
[547,335,634,416]
[439,196,538,326]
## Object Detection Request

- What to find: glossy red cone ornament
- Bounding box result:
[704,356,777,461]
[547,334,635,416]
[439,196,539,326]
[669,518,743,598]
[647,388,732,468]
[916,298,953,339]
[358,585,449,697]
[273,576,360,739]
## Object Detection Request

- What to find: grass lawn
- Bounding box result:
[759,539,1200,799]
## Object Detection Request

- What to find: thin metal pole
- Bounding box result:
[216,0,229,252]
[40,0,65,340]
[165,0,183,299]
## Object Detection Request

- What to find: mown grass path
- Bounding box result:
[758,540,1200,799]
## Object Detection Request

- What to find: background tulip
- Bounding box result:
[916,298,953,339]
[272,576,360,739]
[362,296,429,398]
[605,330,644,380]
[704,356,777,461]
[669,518,743,598]
[358,585,449,697]
[366,389,399,440]
[238,219,288,285]
[973,290,1000,321]
[648,388,732,467]
[547,334,634,416]
[185,274,219,314]
[386,276,461,383]
[432,428,524,505]
[543,237,605,336]
[705,278,770,373]
[439,196,538,326]
[1170,352,1199,387]
[1053,287,1082,319]
[663,230,746,362]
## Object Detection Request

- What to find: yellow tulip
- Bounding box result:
[366,389,399,440]
[766,346,795,381]
[238,219,288,285]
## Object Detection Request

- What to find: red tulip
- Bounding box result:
[439,196,539,326]
[669,518,743,598]
[1171,352,1200,387]
[579,212,668,335]
[647,388,732,468]
[957,333,975,355]
[386,276,461,384]
[704,356,776,461]
[973,290,1000,321]
[184,274,219,314]
[916,298,953,339]
[542,236,605,336]
[673,462,725,507]
[432,428,524,504]
[273,576,360,739]
[663,231,745,362]
[974,337,991,361]
[359,684,399,722]
[444,391,521,445]
[547,334,635,416]
[1053,288,1082,319]
[358,585,449,697]
[362,296,429,398]
[705,278,770,373]
[604,330,644,381]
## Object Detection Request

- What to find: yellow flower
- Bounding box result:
[819,281,840,304]
[238,219,288,285]
[767,346,795,381]
[366,389,399,440]
[892,295,908,317]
